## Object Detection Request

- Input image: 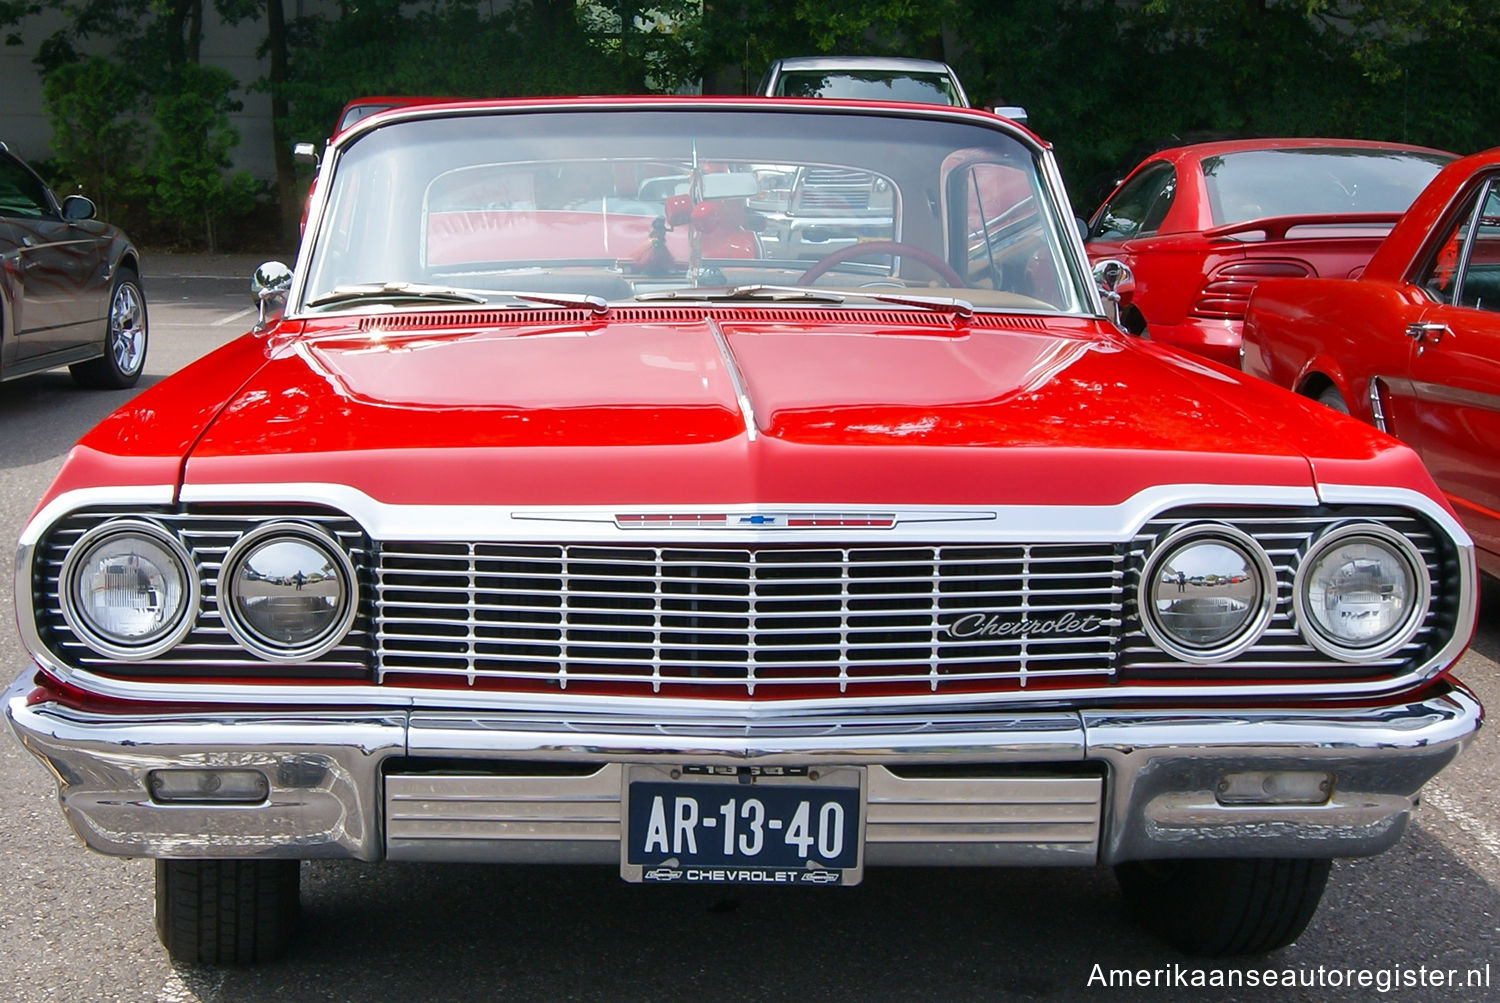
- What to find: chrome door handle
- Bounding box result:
[1406,322,1447,344]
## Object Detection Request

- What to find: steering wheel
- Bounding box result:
[796,240,967,288]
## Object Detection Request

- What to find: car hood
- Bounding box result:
[61,310,1429,510]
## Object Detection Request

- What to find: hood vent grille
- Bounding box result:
[355,307,1050,333]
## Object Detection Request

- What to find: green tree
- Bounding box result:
[39,54,149,220]
[151,63,258,250]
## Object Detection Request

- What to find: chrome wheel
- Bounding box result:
[71,269,148,389]
[110,279,147,376]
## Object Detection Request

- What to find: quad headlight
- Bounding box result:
[218,522,357,661]
[1294,523,1429,661]
[60,520,200,660]
[1141,524,1276,663]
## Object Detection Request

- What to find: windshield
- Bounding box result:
[1202,147,1453,225]
[299,107,1087,315]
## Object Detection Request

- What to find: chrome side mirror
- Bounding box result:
[251,261,293,327]
[1092,258,1139,333]
[293,142,320,168]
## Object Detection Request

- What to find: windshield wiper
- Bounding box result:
[634,285,847,304]
[635,284,973,317]
[307,283,610,315]
[842,291,974,318]
[306,282,491,309]
[505,291,609,315]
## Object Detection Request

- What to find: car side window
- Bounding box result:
[1419,179,1500,310]
[1456,183,1500,312]
[0,152,54,219]
[1088,162,1175,241]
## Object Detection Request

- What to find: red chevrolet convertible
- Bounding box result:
[5,98,1481,964]
[1244,146,1500,581]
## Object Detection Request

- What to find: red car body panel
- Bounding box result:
[1086,138,1454,369]
[41,309,1432,516]
[1243,146,1500,577]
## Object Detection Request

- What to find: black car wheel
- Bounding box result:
[70,268,147,389]
[1114,857,1332,956]
[155,859,300,965]
[1315,385,1350,414]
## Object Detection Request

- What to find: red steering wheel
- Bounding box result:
[796,240,966,288]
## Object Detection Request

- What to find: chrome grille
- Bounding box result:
[31,503,1461,698]
[34,507,372,677]
[376,543,1125,695]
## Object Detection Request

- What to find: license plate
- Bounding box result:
[621,765,864,886]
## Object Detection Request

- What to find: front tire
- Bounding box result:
[1114,857,1331,956]
[1314,385,1349,414]
[70,268,147,389]
[155,859,300,965]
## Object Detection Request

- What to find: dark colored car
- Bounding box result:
[0,142,147,388]
[1084,138,1454,368]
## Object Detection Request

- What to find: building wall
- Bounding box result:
[0,7,280,179]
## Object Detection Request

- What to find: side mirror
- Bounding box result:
[293,142,320,168]
[251,261,293,327]
[1092,258,1139,332]
[61,194,97,221]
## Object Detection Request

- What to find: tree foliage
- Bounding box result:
[15,0,1500,246]
[150,63,259,251]
[39,54,147,220]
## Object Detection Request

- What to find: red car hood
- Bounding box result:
[60,310,1428,510]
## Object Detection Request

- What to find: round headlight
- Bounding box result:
[1294,523,1429,661]
[219,523,357,661]
[1140,524,1276,663]
[60,520,199,660]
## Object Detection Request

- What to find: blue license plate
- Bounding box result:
[625,776,862,885]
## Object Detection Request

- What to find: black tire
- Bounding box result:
[1114,857,1332,956]
[154,859,300,965]
[70,268,147,389]
[1314,385,1349,414]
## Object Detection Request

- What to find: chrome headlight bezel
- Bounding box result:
[1139,523,1277,664]
[217,521,358,662]
[1293,522,1431,662]
[58,518,200,661]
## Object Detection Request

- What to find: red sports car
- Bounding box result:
[1085,138,1454,368]
[1244,146,1500,580]
[6,98,1481,965]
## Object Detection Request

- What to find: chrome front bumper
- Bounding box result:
[6,672,1481,868]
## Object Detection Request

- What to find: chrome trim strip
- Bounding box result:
[169,481,1321,543]
[706,315,757,441]
[1369,376,1391,433]
[1410,378,1500,413]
